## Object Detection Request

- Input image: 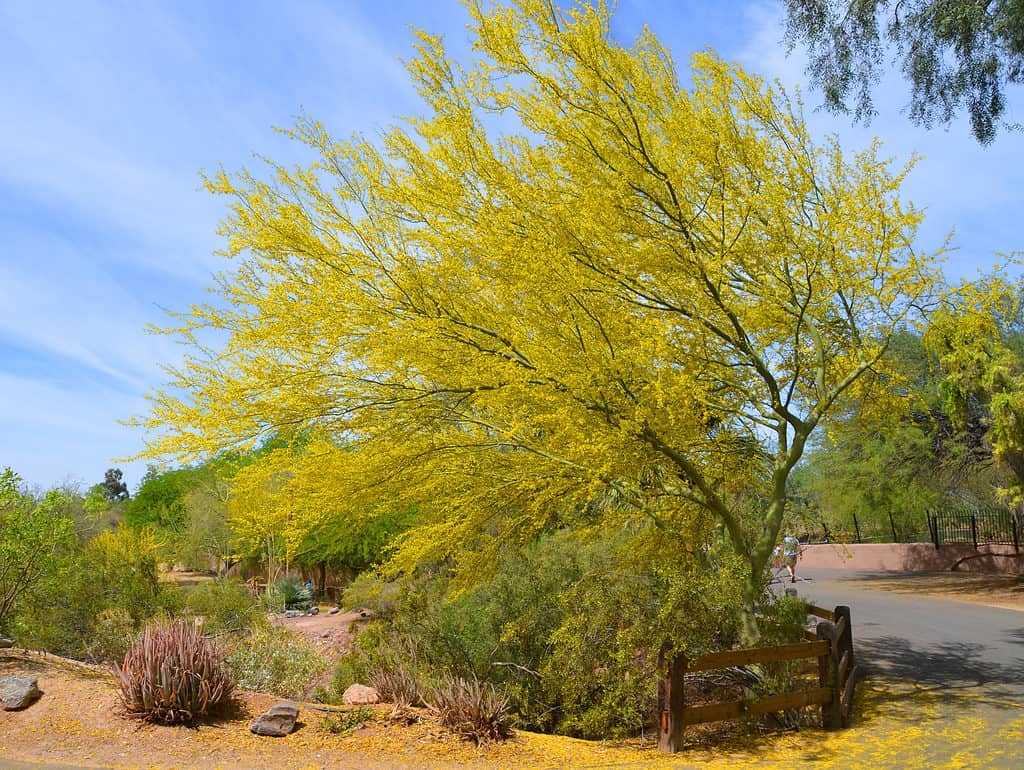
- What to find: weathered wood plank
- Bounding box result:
[834,606,855,673]
[817,620,842,729]
[808,605,835,621]
[657,648,687,753]
[689,641,829,672]
[841,664,860,726]
[682,688,834,725]
[834,616,848,644]
[837,650,850,689]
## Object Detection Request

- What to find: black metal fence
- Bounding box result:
[927,506,1022,550]
[804,504,1022,551]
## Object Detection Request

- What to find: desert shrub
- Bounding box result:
[319,653,371,704]
[88,608,135,663]
[13,528,172,659]
[341,570,404,615]
[339,527,747,739]
[117,618,235,724]
[428,675,512,743]
[226,626,327,698]
[183,578,263,635]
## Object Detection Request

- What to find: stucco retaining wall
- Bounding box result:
[800,542,1024,574]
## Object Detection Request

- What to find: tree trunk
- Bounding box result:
[738,569,762,645]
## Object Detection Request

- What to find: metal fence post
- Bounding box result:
[970,513,979,551]
[888,511,898,542]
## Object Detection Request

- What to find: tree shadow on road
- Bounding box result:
[855,634,1024,717]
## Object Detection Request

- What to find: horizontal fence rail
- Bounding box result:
[657,604,859,753]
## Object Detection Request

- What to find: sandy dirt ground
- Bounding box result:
[840,571,1024,612]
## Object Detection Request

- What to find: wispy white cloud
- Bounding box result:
[734,1,1023,280]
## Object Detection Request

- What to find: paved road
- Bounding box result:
[792,569,1024,702]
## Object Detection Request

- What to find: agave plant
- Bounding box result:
[116,619,235,724]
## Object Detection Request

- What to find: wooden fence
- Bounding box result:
[657,604,859,753]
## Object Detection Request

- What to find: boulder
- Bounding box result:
[250,702,300,737]
[283,609,303,618]
[327,607,340,616]
[0,637,14,648]
[308,606,319,616]
[342,684,380,705]
[0,676,41,710]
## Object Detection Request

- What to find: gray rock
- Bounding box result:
[327,607,340,616]
[250,701,300,737]
[342,683,380,705]
[308,606,319,615]
[0,676,41,710]
[0,637,14,648]
[283,609,303,618]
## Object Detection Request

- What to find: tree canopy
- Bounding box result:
[784,0,1024,144]
[136,0,941,638]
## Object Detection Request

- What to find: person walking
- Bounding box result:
[780,535,800,583]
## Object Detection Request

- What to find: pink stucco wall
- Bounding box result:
[799,542,1024,574]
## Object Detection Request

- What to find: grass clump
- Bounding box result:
[428,675,512,744]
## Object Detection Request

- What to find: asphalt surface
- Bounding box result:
[790,568,1024,702]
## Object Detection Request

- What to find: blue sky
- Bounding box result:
[1,0,1021,493]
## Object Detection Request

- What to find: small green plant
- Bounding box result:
[226,626,327,698]
[320,654,370,704]
[87,608,134,663]
[319,707,375,735]
[116,619,235,724]
[427,675,512,744]
[264,575,312,613]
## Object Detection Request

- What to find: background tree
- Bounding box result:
[784,0,1024,144]
[926,272,1024,503]
[136,0,941,640]
[0,468,76,634]
[794,328,1004,539]
[101,467,129,501]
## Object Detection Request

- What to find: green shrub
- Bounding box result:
[428,675,512,743]
[319,653,371,704]
[183,578,263,635]
[117,619,235,724]
[88,608,135,663]
[13,528,172,659]
[226,626,328,698]
[337,527,747,739]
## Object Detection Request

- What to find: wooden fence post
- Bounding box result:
[833,606,854,672]
[816,621,842,729]
[657,645,686,752]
